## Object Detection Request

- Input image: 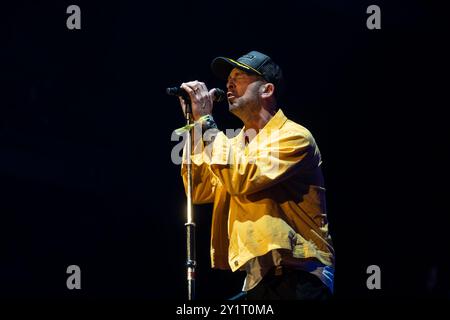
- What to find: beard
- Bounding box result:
[228,81,264,119]
[228,98,242,114]
[228,95,261,123]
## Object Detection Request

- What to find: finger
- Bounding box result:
[183,80,199,90]
[178,83,186,111]
[185,80,206,95]
[208,88,218,102]
[198,81,208,92]
[181,83,196,100]
[178,96,186,113]
[197,82,209,97]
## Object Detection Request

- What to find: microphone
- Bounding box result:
[166,87,226,102]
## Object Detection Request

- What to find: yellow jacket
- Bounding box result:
[181,109,334,272]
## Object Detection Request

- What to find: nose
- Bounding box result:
[226,78,235,91]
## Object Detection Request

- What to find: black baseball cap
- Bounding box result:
[211,50,284,90]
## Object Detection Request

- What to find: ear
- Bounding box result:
[261,83,275,99]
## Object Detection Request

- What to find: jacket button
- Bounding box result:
[234,261,239,266]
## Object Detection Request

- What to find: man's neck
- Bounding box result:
[242,107,276,134]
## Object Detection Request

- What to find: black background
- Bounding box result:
[0,0,448,301]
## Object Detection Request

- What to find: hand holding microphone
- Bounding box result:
[166,81,225,121]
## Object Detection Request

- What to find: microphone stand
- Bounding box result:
[182,96,196,300]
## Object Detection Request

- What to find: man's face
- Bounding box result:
[226,68,265,114]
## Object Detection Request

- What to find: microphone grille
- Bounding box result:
[214,88,226,102]
[166,87,178,96]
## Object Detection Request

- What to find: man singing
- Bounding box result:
[178,51,334,300]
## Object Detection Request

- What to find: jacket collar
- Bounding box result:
[234,108,288,146]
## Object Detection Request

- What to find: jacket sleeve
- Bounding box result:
[180,137,217,204]
[208,131,317,196]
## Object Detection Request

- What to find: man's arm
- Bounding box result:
[178,80,219,204]
[206,130,317,196]
[180,120,219,204]
[184,112,317,197]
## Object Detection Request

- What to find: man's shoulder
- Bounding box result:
[282,118,314,140]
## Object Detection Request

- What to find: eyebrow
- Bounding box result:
[227,70,249,81]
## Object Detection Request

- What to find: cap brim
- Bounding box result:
[211,57,261,81]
